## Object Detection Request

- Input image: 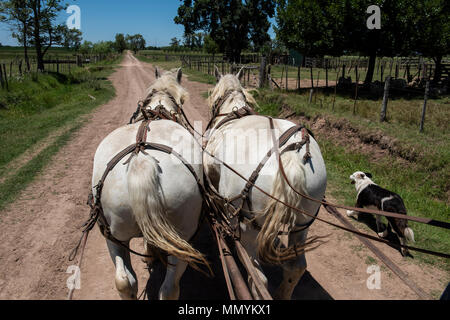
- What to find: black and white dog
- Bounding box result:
[346,171,415,256]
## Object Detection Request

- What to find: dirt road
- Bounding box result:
[0,52,446,300]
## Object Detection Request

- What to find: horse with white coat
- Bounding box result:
[203,67,328,299]
[91,68,208,300]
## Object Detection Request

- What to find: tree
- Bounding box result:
[174,0,275,62]
[170,37,180,50]
[412,0,449,84]
[59,25,82,51]
[26,0,66,71]
[125,34,146,54]
[276,0,421,85]
[0,0,33,70]
[183,31,204,49]
[79,40,93,54]
[203,34,219,56]
[114,33,127,53]
[92,41,115,55]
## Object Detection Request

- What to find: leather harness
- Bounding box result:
[72,96,205,261]
[204,90,319,239]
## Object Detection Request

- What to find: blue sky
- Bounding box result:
[0,0,275,47]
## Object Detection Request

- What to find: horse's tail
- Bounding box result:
[257,150,324,264]
[126,153,209,271]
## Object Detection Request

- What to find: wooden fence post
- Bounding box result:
[353,71,360,115]
[332,71,339,111]
[380,76,391,122]
[2,64,9,90]
[419,80,430,133]
[0,64,4,89]
[285,64,288,91]
[259,56,267,88]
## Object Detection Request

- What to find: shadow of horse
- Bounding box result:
[144,220,333,300]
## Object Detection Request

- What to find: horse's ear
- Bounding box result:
[155,67,160,79]
[176,68,183,84]
[236,67,245,81]
[365,172,373,179]
[214,65,222,82]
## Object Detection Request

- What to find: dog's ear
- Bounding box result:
[176,68,183,84]
[214,65,222,82]
[364,172,373,179]
[236,67,245,81]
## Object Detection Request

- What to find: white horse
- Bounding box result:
[91,68,208,300]
[203,68,327,300]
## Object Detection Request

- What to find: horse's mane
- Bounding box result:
[146,69,188,106]
[208,74,258,110]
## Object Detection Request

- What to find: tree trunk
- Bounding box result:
[432,56,443,85]
[32,0,44,71]
[23,24,30,72]
[364,51,377,86]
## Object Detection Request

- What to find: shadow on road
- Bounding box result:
[144,220,333,300]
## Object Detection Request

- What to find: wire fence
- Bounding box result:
[0,53,118,90]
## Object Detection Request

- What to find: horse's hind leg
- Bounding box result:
[158,256,188,300]
[274,255,307,300]
[106,240,138,300]
[274,230,308,300]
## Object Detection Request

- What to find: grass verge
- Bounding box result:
[0,55,122,211]
[254,88,449,272]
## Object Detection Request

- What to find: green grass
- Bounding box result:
[0,54,122,211]
[253,88,450,271]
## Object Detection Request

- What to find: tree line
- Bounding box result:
[174,0,449,85]
[0,0,146,71]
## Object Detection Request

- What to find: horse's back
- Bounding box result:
[205,115,327,208]
[92,120,203,240]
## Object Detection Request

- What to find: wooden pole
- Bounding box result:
[332,71,338,111]
[259,56,267,89]
[353,71,360,115]
[297,65,301,92]
[0,64,4,89]
[380,76,391,122]
[419,80,430,133]
[2,64,9,90]
[310,66,314,89]
[285,64,288,91]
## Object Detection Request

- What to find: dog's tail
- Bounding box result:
[404,227,415,243]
